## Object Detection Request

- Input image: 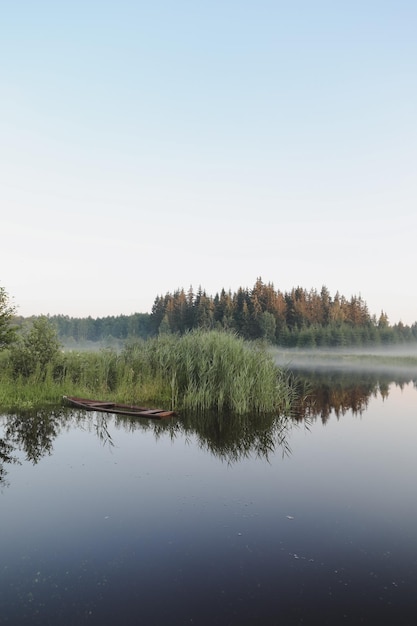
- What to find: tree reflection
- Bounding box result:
[0,408,66,487]
[0,407,116,487]
[291,369,417,424]
[0,437,20,488]
[3,408,64,464]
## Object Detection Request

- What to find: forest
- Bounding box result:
[19,279,417,348]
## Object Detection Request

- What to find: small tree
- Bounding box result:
[259,311,276,343]
[11,316,61,377]
[0,286,17,349]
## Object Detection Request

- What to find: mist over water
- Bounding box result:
[270,344,417,380]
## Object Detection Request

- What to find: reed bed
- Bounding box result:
[0,331,298,415]
[124,330,298,414]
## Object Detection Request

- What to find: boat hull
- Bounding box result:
[63,396,175,419]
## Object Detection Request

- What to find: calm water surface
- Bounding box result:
[1,371,416,625]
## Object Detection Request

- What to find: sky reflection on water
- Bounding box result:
[0,378,416,625]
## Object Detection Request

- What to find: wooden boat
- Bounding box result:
[63,396,175,419]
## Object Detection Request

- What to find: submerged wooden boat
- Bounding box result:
[63,396,175,419]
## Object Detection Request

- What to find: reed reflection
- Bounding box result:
[116,410,293,464]
[0,369,415,485]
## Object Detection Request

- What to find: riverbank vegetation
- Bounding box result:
[16,278,416,349]
[0,304,298,414]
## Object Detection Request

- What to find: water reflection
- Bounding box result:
[0,408,114,488]
[0,437,19,488]
[0,407,293,485]
[1,368,416,485]
[72,412,115,449]
[0,408,66,488]
[117,410,293,463]
[292,368,417,424]
[3,408,64,463]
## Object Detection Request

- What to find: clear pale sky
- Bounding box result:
[1,1,416,324]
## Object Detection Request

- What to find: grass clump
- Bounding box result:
[127,330,297,414]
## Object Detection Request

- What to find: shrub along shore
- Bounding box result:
[0,328,299,415]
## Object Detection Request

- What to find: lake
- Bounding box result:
[1,365,416,625]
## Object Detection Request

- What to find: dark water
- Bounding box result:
[1,371,416,625]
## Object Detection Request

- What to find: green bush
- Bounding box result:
[10,316,61,379]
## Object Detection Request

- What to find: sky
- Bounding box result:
[1,1,416,325]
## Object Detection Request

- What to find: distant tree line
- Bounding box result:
[10,279,417,348]
[149,279,417,347]
[14,313,152,346]
[7,278,417,348]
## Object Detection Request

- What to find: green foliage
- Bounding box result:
[259,311,277,343]
[0,286,17,349]
[10,316,61,378]
[0,330,299,415]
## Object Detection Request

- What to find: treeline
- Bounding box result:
[150,279,417,347]
[16,279,417,348]
[35,312,151,344]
